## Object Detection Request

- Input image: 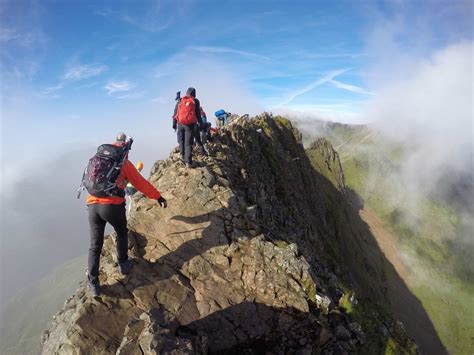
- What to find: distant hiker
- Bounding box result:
[215,109,229,128]
[193,121,208,156]
[198,106,211,155]
[172,91,181,143]
[126,161,144,214]
[77,133,167,297]
[173,87,203,167]
[125,161,144,196]
[173,89,206,157]
[201,110,215,145]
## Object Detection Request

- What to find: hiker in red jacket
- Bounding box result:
[173,87,203,167]
[85,133,167,297]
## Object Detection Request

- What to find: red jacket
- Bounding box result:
[87,159,161,205]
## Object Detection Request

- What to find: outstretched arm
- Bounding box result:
[123,160,161,199]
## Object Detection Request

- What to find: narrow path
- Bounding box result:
[359,207,448,355]
[359,208,409,281]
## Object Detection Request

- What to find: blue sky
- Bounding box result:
[2,1,471,134]
[2,1,369,110]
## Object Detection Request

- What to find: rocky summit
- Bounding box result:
[41,114,417,354]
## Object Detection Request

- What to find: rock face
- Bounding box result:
[41,114,416,354]
[307,137,346,192]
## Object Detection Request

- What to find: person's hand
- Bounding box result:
[157,196,167,208]
[172,122,177,130]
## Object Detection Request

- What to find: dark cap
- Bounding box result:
[186,87,196,97]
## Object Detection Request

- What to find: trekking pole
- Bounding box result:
[77,186,84,199]
[76,168,86,199]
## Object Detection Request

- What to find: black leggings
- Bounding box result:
[88,203,128,281]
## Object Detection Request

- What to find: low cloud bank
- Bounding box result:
[367,42,473,203]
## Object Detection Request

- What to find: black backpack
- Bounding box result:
[77,141,132,198]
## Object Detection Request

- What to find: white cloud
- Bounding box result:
[63,64,108,81]
[191,46,269,61]
[275,103,365,124]
[104,80,134,94]
[94,2,179,33]
[120,13,171,33]
[117,91,145,99]
[329,79,374,95]
[40,63,108,96]
[151,96,167,104]
[274,69,348,108]
[367,41,473,179]
[0,28,18,41]
[303,52,368,59]
[41,82,64,95]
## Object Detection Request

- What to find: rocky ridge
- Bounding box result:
[41,114,416,354]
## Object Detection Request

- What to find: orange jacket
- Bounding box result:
[86,159,161,205]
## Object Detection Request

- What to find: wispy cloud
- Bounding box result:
[274,69,348,107]
[42,83,65,95]
[104,80,133,94]
[0,28,19,41]
[0,27,47,49]
[117,91,144,99]
[63,64,107,81]
[329,79,374,95]
[303,52,368,59]
[120,13,171,33]
[94,2,178,33]
[191,46,269,61]
[41,63,108,96]
[151,96,167,104]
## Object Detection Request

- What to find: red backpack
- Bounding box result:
[176,96,197,125]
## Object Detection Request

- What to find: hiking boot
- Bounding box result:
[118,258,134,275]
[87,276,100,297]
[186,162,194,169]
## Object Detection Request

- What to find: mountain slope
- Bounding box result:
[0,256,85,355]
[41,114,419,354]
[303,120,473,354]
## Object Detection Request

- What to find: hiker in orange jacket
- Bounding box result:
[86,133,167,297]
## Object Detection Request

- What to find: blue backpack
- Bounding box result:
[215,109,226,118]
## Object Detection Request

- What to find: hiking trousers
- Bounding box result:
[88,203,128,282]
[194,124,206,154]
[178,123,195,164]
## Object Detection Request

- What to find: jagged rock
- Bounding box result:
[116,308,197,355]
[319,327,332,346]
[41,114,417,354]
[315,293,332,314]
[349,322,365,344]
[335,325,351,340]
[376,324,390,339]
[307,137,346,192]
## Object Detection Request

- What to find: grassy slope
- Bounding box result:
[0,255,86,355]
[317,122,473,354]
